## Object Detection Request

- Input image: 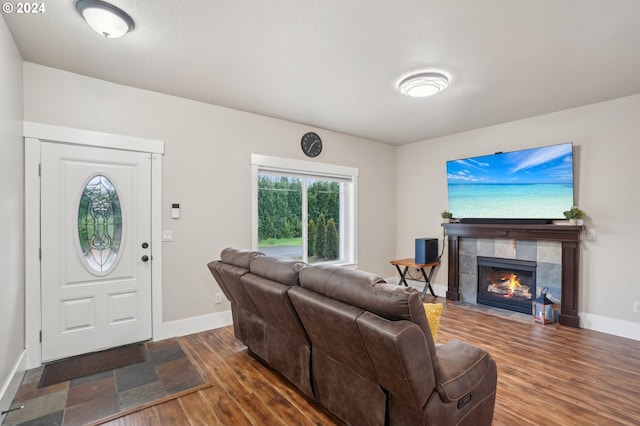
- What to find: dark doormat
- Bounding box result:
[38,342,146,388]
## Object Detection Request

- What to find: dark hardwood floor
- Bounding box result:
[103,298,640,425]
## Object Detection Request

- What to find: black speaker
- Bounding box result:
[415,238,438,264]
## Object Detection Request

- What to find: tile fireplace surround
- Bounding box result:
[442,223,582,327]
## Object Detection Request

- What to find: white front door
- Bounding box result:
[40,142,153,362]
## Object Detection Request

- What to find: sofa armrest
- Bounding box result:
[434,339,495,403]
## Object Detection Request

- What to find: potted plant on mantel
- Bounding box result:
[563,206,585,225]
[441,211,453,223]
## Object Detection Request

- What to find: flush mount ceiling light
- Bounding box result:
[398,72,450,97]
[76,0,134,38]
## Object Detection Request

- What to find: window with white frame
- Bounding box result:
[251,154,357,265]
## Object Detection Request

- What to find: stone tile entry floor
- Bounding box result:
[3,338,208,426]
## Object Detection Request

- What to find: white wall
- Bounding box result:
[397,94,640,339]
[19,55,638,350]
[23,62,397,324]
[0,17,25,412]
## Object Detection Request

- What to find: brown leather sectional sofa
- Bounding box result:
[208,248,497,425]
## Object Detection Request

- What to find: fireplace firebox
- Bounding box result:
[477,257,536,314]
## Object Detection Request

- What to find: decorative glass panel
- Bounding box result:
[78,175,122,273]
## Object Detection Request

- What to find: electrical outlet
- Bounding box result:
[215,293,222,304]
[633,301,640,313]
[587,229,596,241]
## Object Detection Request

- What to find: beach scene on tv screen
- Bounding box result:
[447,143,574,219]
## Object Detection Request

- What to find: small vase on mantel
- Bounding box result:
[563,207,584,226]
[441,211,453,223]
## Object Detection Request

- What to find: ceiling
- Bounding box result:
[4,0,640,145]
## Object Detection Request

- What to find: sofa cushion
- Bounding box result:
[241,274,309,344]
[299,264,385,292]
[356,312,436,410]
[288,287,377,381]
[220,247,264,268]
[249,256,306,286]
[299,264,433,343]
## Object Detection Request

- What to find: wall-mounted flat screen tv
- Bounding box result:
[446,142,574,221]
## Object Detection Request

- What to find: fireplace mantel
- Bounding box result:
[442,222,582,327]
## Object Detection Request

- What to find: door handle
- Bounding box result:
[141,242,149,249]
[141,255,150,262]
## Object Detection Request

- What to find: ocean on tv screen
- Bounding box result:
[446,143,574,219]
[447,183,573,219]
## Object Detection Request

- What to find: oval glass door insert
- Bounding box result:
[78,175,122,273]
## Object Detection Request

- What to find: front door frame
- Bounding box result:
[24,122,164,368]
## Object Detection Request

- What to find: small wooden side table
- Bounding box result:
[390,258,440,299]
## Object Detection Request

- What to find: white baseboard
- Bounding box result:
[1,350,27,422]
[580,313,640,341]
[153,310,233,341]
[387,277,639,342]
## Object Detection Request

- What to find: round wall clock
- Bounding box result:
[301,132,323,157]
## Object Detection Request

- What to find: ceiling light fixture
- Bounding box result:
[398,72,450,98]
[76,0,134,39]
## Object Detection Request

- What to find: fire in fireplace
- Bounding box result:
[477,257,536,314]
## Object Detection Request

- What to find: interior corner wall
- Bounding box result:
[396,93,640,339]
[22,62,397,324]
[0,17,25,406]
